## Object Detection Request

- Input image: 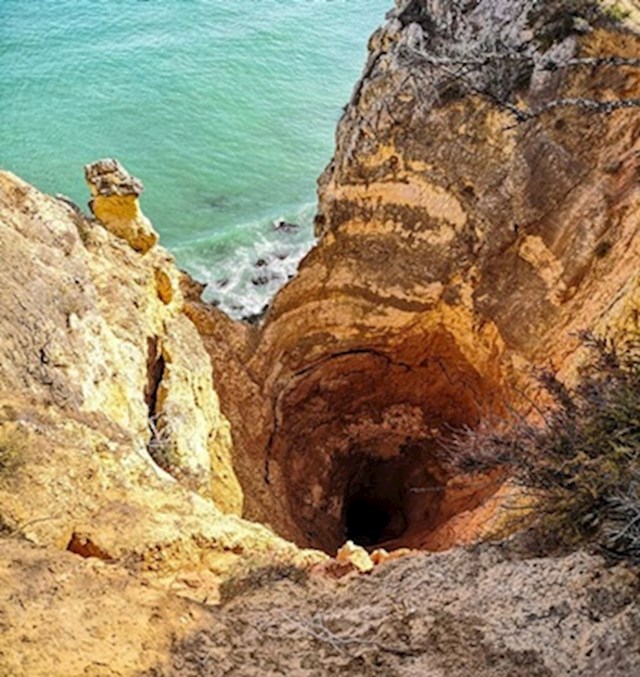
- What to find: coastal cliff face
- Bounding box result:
[0,165,324,607]
[0,165,241,513]
[1,1,640,674]
[187,0,640,554]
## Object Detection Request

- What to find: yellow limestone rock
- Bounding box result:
[153,317,243,513]
[85,158,159,253]
[336,540,374,573]
[370,547,413,566]
[0,168,325,602]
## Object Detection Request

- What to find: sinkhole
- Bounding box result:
[268,339,506,554]
[331,443,452,553]
[344,459,408,547]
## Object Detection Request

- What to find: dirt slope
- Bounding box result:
[155,543,640,677]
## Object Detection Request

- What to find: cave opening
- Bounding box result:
[341,447,445,551]
[345,496,394,547]
[344,456,408,547]
[269,342,505,555]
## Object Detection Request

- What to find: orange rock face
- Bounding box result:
[186,7,640,555]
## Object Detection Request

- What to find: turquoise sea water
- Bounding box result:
[0,0,388,316]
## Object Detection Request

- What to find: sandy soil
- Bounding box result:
[150,543,640,677]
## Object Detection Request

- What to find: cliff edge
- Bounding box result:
[189,0,640,555]
[0,163,325,674]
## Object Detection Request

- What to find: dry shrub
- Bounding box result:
[0,428,25,478]
[447,332,640,562]
[528,0,620,49]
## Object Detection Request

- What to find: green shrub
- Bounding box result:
[446,332,640,562]
[603,2,631,22]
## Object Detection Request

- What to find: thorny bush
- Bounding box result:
[446,332,640,563]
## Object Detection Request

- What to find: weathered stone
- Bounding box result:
[84,157,144,197]
[184,3,640,556]
[335,539,374,573]
[152,317,243,513]
[85,158,159,253]
[370,547,414,565]
[0,170,323,600]
[154,264,176,304]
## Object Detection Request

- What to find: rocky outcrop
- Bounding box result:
[0,165,329,675]
[0,166,242,510]
[4,5,635,564]
[85,158,159,253]
[183,1,640,554]
[165,543,640,676]
[0,167,324,610]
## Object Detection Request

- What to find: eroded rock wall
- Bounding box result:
[0,168,324,607]
[1,8,635,563]
[0,166,241,510]
[196,1,640,553]
[0,3,639,673]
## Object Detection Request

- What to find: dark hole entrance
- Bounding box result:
[345,496,403,546]
[344,456,409,547]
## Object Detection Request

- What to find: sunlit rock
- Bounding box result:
[85,158,159,254]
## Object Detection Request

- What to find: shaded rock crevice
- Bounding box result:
[144,335,165,409]
[262,338,505,553]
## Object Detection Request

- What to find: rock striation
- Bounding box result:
[1,2,640,674]
[183,0,640,555]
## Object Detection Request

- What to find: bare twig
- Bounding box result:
[402,45,640,124]
[554,56,640,69]
[18,515,61,531]
[516,97,640,120]
[404,47,640,71]
[285,613,420,657]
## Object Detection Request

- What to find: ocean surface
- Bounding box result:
[0,0,388,317]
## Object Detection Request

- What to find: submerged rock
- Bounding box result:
[242,304,269,326]
[273,219,300,233]
[251,275,270,286]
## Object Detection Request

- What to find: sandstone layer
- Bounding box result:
[0,167,324,612]
[182,1,640,555]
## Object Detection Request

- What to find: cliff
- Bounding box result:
[0,164,326,673]
[187,0,640,554]
[1,1,640,674]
